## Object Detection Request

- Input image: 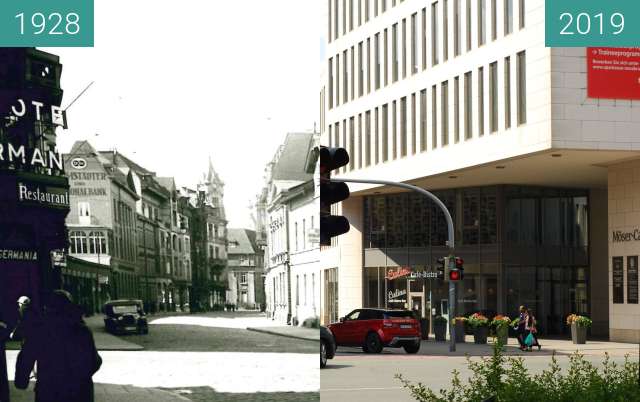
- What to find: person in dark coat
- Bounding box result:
[0,318,10,402]
[14,290,102,402]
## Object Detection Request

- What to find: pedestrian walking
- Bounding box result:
[14,290,102,402]
[524,309,541,352]
[515,305,527,350]
[0,317,10,402]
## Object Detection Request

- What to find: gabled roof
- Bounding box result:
[228,228,258,255]
[271,132,315,182]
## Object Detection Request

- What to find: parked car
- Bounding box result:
[321,325,336,368]
[328,308,421,354]
[103,299,148,335]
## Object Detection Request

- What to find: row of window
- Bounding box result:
[69,231,108,255]
[294,215,316,252]
[295,272,317,308]
[328,0,525,109]
[328,52,526,173]
[113,199,136,262]
[329,0,406,42]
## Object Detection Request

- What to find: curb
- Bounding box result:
[246,327,318,342]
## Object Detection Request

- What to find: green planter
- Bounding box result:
[496,325,509,345]
[571,322,587,344]
[473,326,488,344]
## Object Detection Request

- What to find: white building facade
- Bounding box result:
[320,0,640,342]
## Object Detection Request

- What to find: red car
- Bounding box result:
[328,308,421,354]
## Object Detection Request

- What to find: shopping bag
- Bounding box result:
[524,332,534,347]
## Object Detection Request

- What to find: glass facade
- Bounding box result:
[362,185,590,335]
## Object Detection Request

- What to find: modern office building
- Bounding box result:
[320,0,640,342]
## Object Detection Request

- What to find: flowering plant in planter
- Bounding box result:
[467,313,489,328]
[566,314,592,327]
[491,314,512,328]
[453,316,467,324]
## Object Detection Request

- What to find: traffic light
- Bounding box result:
[449,257,464,281]
[320,146,350,246]
[436,257,448,281]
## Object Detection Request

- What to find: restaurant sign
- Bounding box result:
[612,229,640,242]
[386,267,412,280]
[0,249,37,261]
[18,181,69,208]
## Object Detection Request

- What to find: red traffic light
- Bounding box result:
[449,270,461,281]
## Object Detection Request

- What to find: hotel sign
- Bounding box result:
[18,181,69,208]
[0,142,64,171]
[611,229,640,242]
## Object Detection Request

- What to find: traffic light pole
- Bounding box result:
[330,178,457,352]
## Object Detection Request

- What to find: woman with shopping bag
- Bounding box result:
[524,309,541,352]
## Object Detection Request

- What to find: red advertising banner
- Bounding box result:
[587,47,640,100]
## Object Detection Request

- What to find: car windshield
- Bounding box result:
[112,305,139,314]
[384,311,414,319]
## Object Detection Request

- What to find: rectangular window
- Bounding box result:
[349,117,355,170]
[454,76,460,143]
[365,0,369,22]
[343,50,348,103]
[464,71,472,139]
[381,0,386,12]
[334,122,340,147]
[466,0,472,51]
[358,0,362,26]
[489,61,498,133]
[421,8,427,70]
[431,2,439,66]
[335,0,339,39]
[343,0,347,34]
[392,23,398,82]
[374,0,378,16]
[517,51,526,124]
[367,38,371,93]
[350,0,354,30]
[432,85,437,149]
[358,113,363,169]
[478,0,486,46]
[400,96,407,157]
[441,80,449,146]
[402,18,407,79]
[366,111,372,166]
[375,33,380,89]
[392,100,397,159]
[454,0,461,56]
[328,58,334,109]
[504,56,511,129]
[351,46,355,100]
[410,93,417,154]
[382,104,388,161]
[358,42,364,96]
[336,53,340,105]
[384,28,389,86]
[420,89,427,151]
[342,119,347,172]
[519,0,525,28]
[491,0,497,40]
[505,0,513,35]
[328,0,332,42]
[329,125,333,147]
[443,0,449,61]
[411,13,417,74]
[478,66,485,136]
[374,108,379,164]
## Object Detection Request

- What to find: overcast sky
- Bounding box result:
[47,0,321,229]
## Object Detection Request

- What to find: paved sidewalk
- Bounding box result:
[246,326,318,341]
[9,382,190,402]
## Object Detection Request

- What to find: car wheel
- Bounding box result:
[403,341,420,354]
[364,332,383,354]
[321,340,328,368]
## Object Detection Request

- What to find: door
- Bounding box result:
[440,299,449,337]
[409,294,424,318]
[333,309,361,345]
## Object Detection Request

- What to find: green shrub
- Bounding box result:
[396,341,640,402]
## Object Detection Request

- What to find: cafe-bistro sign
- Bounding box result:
[612,229,640,243]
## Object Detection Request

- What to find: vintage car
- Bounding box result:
[103,299,148,335]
